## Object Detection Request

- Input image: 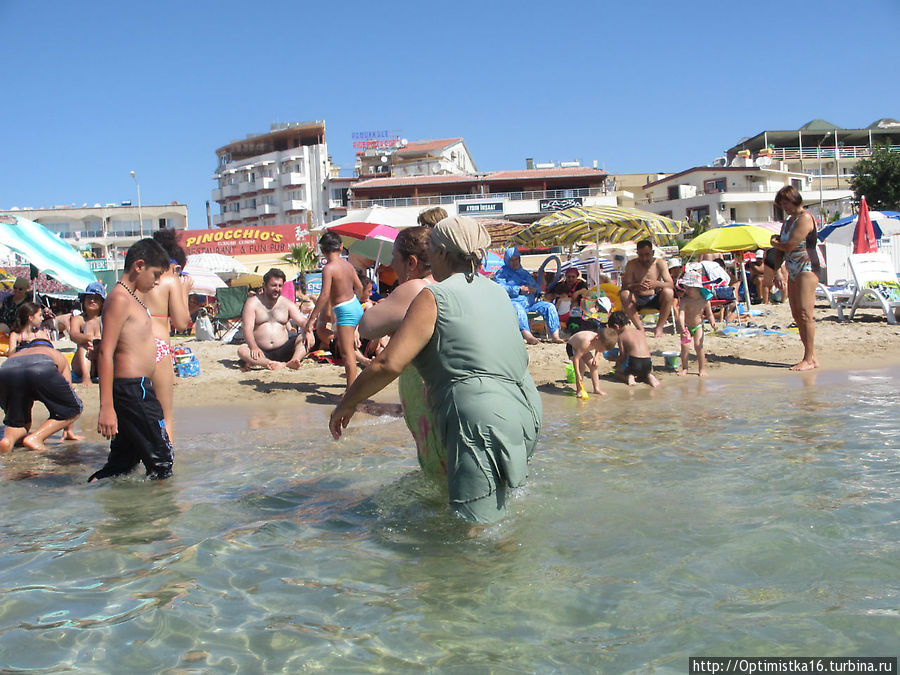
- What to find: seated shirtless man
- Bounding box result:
[237,268,310,370]
[619,239,675,338]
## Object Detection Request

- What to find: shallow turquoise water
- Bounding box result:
[1,368,898,672]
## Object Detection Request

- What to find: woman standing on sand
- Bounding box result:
[331,216,541,524]
[770,186,820,371]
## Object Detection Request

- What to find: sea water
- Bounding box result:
[1,368,898,672]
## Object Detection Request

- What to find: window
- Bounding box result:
[667,186,680,200]
[704,178,726,193]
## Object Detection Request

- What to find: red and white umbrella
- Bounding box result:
[325,222,400,266]
[853,196,878,254]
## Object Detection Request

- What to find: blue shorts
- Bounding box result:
[333,296,364,327]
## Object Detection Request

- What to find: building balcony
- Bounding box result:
[239,181,259,195]
[282,199,307,212]
[768,144,900,162]
[257,203,277,216]
[256,176,276,191]
[212,188,225,202]
[351,186,611,211]
[212,214,227,227]
[280,172,305,187]
[222,184,240,198]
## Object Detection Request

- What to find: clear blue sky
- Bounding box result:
[2,0,897,227]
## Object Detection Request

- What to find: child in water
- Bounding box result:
[566,327,618,398]
[677,267,718,377]
[607,310,660,388]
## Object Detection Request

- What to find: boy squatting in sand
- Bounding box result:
[677,268,718,377]
[607,310,660,388]
[89,238,175,482]
[304,231,364,389]
[566,327,618,398]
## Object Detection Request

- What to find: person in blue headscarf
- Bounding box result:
[494,247,564,344]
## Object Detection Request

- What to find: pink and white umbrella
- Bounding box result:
[325,222,400,266]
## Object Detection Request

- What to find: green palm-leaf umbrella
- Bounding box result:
[513,205,684,248]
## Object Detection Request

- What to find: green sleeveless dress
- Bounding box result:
[412,273,542,523]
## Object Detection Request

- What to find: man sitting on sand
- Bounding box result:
[619,239,675,339]
[607,310,660,387]
[238,268,310,371]
[0,339,84,453]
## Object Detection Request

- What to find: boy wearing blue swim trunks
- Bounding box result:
[305,231,365,388]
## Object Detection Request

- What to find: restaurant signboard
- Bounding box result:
[177,224,316,256]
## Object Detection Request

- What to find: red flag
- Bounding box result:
[853,196,878,253]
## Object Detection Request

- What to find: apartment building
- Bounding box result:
[212,120,345,230]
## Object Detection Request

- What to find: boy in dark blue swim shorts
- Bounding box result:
[607,310,660,388]
[90,238,175,481]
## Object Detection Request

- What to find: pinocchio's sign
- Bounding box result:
[177,224,316,256]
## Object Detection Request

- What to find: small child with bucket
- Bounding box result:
[565,327,618,399]
[677,265,718,377]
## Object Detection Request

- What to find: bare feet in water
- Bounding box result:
[62,430,84,441]
[789,359,819,371]
[22,435,47,452]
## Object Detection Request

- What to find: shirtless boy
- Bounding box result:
[304,231,364,388]
[69,281,106,384]
[238,268,310,371]
[619,239,675,339]
[89,238,174,482]
[0,340,83,453]
[677,270,718,377]
[607,310,660,387]
[566,327,618,398]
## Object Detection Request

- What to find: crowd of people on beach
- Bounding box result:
[0,186,827,523]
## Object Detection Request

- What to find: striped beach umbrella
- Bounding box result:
[0,214,97,290]
[512,206,684,248]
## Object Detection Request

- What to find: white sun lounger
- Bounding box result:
[846,252,900,324]
[816,280,855,321]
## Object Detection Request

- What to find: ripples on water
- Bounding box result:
[1,368,898,672]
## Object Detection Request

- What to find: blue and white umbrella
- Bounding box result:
[818,211,900,247]
[0,213,96,290]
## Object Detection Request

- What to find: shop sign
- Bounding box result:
[177,224,316,256]
[352,130,403,151]
[457,201,504,216]
[539,197,583,212]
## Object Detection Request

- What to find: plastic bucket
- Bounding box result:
[661,350,680,370]
[565,363,576,383]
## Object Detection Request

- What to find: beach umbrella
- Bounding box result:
[513,206,683,291]
[182,262,228,295]
[681,224,773,321]
[186,253,249,278]
[852,197,878,254]
[229,272,265,288]
[0,214,96,290]
[680,224,773,255]
[818,210,900,247]
[325,222,400,266]
[513,206,683,248]
[477,219,528,249]
[316,205,412,232]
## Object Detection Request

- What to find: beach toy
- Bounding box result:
[661,350,680,370]
[565,363,576,383]
[577,384,589,400]
[681,330,691,345]
[603,348,619,360]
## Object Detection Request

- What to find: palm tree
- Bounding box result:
[281,244,318,271]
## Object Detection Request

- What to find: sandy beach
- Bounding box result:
[57,300,899,418]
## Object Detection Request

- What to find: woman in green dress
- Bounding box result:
[330,216,542,523]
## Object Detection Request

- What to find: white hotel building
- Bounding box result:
[212,120,347,230]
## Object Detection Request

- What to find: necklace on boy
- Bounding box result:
[116,280,151,317]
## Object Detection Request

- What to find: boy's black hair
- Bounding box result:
[318,231,342,253]
[152,228,187,267]
[124,238,170,272]
[607,310,628,328]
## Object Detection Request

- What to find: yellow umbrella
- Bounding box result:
[681,224,773,318]
[513,205,684,248]
[230,273,265,288]
[680,224,773,255]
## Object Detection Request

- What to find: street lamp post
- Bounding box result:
[130,170,144,238]
[817,132,833,225]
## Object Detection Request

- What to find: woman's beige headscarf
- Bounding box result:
[431,215,491,281]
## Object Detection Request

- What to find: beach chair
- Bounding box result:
[845,252,900,324]
[816,280,855,321]
[212,285,249,341]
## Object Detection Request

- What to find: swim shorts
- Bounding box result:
[154,338,172,364]
[634,293,661,310]
[565,343,575,358]
[333,296,364,327]
[88,377,173,481]
[0,354,83,428]
[624,356,653,382]
[261,334,300,362]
